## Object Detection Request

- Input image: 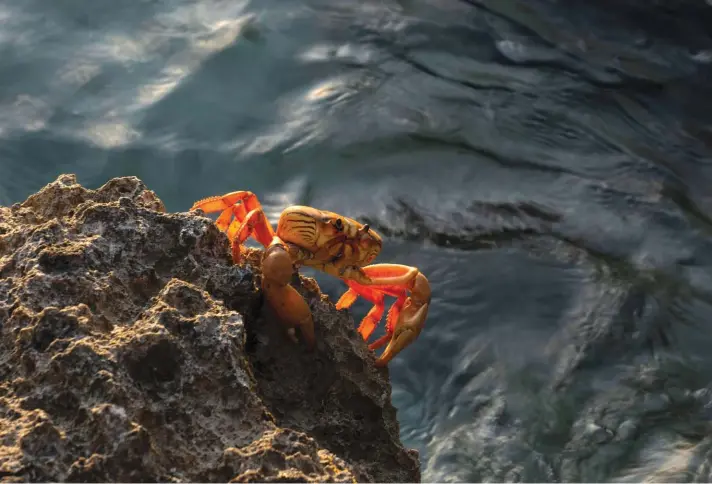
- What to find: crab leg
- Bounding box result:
[191,191,275,262]
[337,264,431,367]
[194,191,315,348]
[368,292,407,348]
[336,287,386,340]
[191,190,263,214]
[337,284,406,341]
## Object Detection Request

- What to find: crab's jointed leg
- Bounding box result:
[192,191,314,348]
[336,264,431,367]
[191,191,275,262]
[336,287,387,341]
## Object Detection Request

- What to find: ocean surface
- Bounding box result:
[3,0,712,481]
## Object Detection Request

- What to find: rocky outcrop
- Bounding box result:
[0,175,420,483]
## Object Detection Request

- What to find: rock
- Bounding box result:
[0,175,420,483]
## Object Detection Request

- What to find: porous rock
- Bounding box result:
[0,175,420,483]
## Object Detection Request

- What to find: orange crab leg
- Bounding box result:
[338,286,407,341]
[192,191,275,262]
[335,288,359,309]
[336,287,386,340]
[337,264,431,367]
[336,284,402,341]
[235,209,276,247]
[361,292,407,352]
[191,190,263,214]
[192,190,316,350]
[224,209,275,262]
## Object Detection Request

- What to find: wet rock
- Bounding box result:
[0,175,419,482]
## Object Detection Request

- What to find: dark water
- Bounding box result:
[3,0,712,480]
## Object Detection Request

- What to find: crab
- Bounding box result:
[190,190,431,367]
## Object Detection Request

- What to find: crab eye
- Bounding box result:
[333,219,344,231]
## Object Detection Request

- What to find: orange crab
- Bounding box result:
[191,190,431,367]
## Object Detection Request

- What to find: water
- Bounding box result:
[3,0,712,480]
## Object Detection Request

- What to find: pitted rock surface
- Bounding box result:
[0,175,420,483]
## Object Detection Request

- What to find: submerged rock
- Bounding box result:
[0,175,420,483]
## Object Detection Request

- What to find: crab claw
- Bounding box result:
[374,272,431,367]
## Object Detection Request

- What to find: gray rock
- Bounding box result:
[0,174,420,483]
